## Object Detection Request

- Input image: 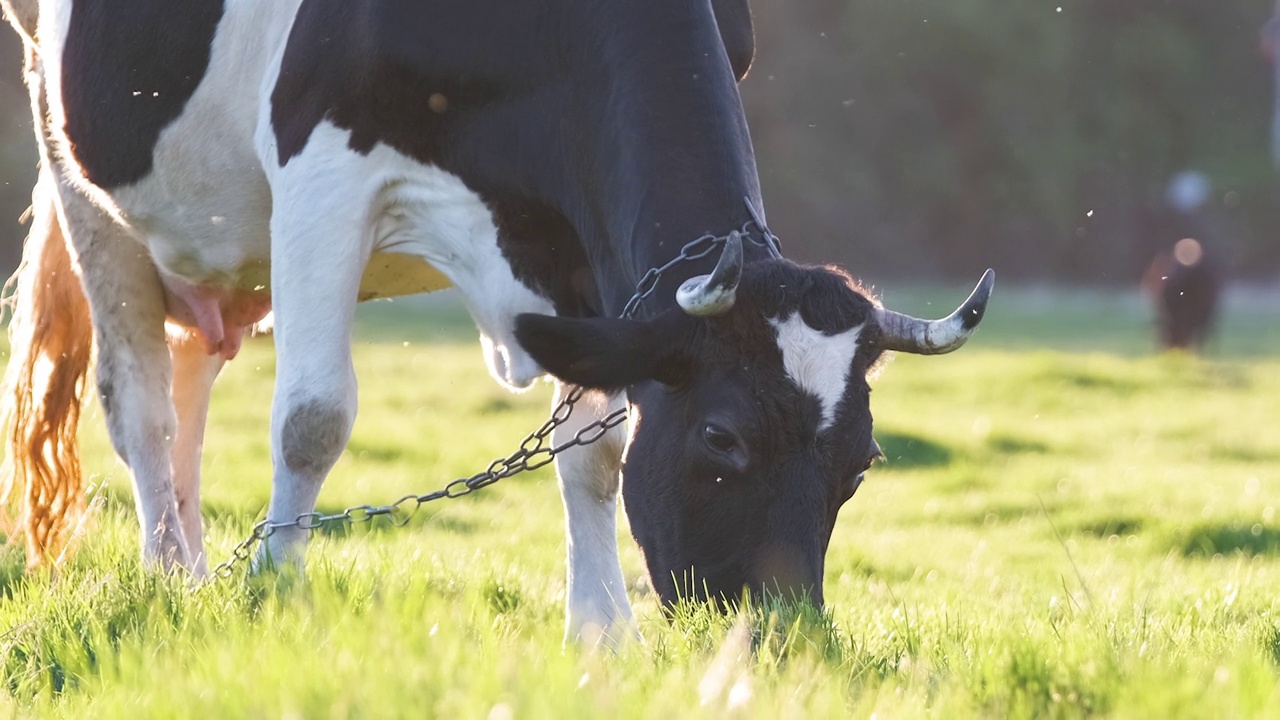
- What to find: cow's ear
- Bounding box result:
[514,313,685,391]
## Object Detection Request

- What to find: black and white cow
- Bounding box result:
[0,0,992,644]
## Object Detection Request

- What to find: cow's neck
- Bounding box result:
[564,13,772,317]
[585,173,771,319]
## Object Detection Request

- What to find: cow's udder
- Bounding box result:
[162,277,271,360]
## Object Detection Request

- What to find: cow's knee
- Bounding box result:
[279,398,352,477]
[260,394,354,569]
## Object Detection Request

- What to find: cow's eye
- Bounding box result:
[859,456,877,475]
[704,424,737,454]
[699,422,749,475]
[862,437,885,473]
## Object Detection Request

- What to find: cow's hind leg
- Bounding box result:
[554,384,636,647]
[168,330,224,576]
[55,184,191,569]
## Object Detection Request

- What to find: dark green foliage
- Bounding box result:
[742,0,1280,283]
[1178,522,1280,558]
[876,431,954,468]
[483,578,524,616]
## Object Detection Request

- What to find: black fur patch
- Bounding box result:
[269,0,765,317]
[61,0,226,188]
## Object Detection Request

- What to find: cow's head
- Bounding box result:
[515,237,993,607]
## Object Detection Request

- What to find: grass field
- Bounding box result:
[1,284,1279,718]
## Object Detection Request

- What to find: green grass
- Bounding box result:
[2,286,1280,718]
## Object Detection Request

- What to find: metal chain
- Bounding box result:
[208,201,779,581]
[208,386,627,579]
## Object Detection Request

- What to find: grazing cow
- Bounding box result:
[1142,238,1221,351]
[0,0,992,644]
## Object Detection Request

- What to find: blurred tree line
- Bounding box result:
[0,0,1276,285]
[744,0,1280,284]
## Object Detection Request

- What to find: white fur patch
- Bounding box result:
[769,315,863,431]
[260,121,555,390]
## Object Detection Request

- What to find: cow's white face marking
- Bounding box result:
[769,315,863,431]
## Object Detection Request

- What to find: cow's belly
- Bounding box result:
[105,137,454,304]
[358,253,453,301]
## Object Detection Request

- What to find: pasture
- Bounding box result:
[1,284,1278,718]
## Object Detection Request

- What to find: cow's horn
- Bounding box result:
[676,231,744,316]
[876,269,995,354]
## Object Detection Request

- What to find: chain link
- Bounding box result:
[208,201,778,581]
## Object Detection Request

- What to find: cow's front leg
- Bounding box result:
[257,153,371,569]
[553,383,636,647]
[168,330,225,576]
[56,183,191,570]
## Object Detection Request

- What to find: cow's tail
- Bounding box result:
[0,179,93,566]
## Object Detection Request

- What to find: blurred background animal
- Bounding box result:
[1141,172,1223,352]
[1143,237,1222,351]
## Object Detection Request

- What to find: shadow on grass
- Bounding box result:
[1208,444,1280,464]
[1071,516,1146,538]
[876,431,953,469]
[475,396,518,414]
[1176,522,1280,558]
[1053,368,1147,394]
[985,433,1049,455]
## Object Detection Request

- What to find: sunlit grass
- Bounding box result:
[1,287,1278,717]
